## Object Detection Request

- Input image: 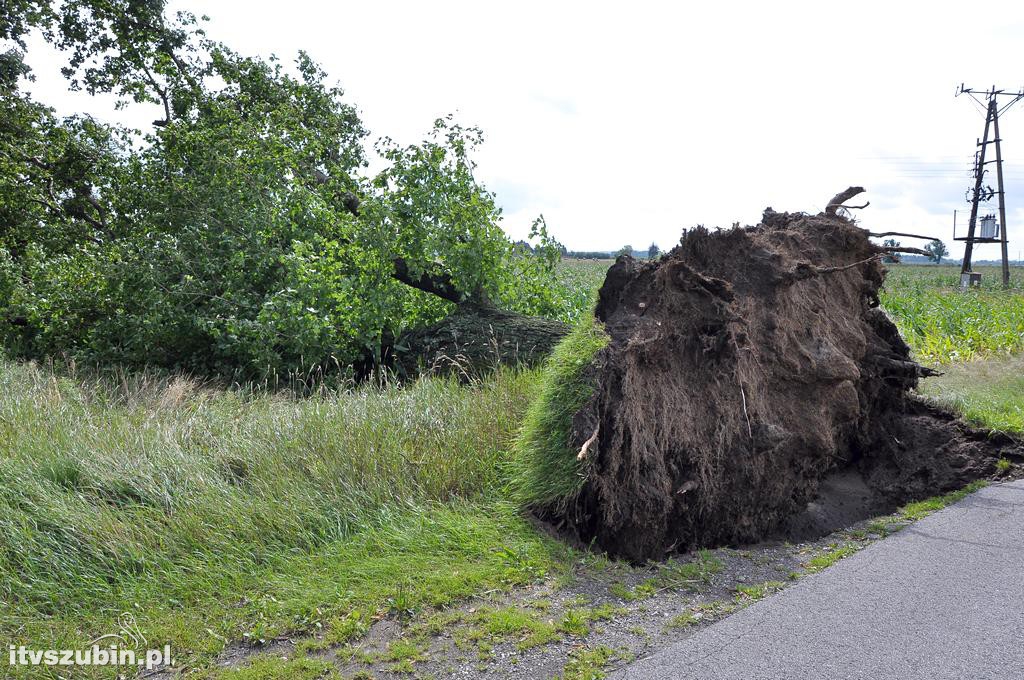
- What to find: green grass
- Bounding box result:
[665,611,698,629]
[898,479,989,521]
[733,581,785,602]
[656,549,724,591]
[507,315,609,508]
[557,608,592,636]
[917,354,1024,433]
[0,360,569,677]
[664,600,741,631]
[213,656,340,680]
[606,551,724,602]
[560,644,617,680]
[608,580,657,601]
[464,606,559,651]
[478,607,544,637]
[383,639,425,663]
[804,544,860,572]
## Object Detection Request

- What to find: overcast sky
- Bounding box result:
[20,0,1024,260]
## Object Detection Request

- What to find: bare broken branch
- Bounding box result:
[825,186,866,216]
[882,246,930,256]
[867,231,938,241]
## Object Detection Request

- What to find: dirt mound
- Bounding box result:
[536,206,1021,562]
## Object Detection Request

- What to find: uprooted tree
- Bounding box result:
[0,1,568,380]
[511,194,1022,562]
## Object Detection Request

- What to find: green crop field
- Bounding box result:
[880,265,1024,364]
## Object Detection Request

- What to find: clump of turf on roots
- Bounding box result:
[508,316,608,509]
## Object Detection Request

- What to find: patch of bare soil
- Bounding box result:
[542,204,1022,561]
[777,469,881,541]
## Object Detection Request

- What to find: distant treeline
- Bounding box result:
[893,255,1022,266]
[565,251,658,260]
[895,255,962,265]
[565,251,614,259]
[559,251,1022,266]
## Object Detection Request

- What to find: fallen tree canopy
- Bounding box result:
[513,199,1023,562]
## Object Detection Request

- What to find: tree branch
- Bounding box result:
[392,258,463,304]
[825,186,866,216]
[867,231,938,240]
[882,246,930,256]
[26,197,104,244]
[140,61,171,124]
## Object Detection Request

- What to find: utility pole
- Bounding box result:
[955,85,1024,288]
[959,95,993,279]
[993,106,1011,286]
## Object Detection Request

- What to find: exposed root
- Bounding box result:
[578,426,600,461]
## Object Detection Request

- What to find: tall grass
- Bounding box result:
[0,360,557,676]
[918,354,1024,433]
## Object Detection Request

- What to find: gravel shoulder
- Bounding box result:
[612,479,1024,680]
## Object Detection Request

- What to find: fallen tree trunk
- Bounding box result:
[389,302,569,379]
[520,202,1021,562]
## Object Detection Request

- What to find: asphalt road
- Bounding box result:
[613,480,1024,680]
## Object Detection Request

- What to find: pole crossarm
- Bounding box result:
[956,84,1024,117]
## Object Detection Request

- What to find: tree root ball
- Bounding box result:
[519,208,1021,562]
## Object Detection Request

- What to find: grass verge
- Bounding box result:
[897,479,990,521]
[0,359,571,678]
[917,354,1024,433]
